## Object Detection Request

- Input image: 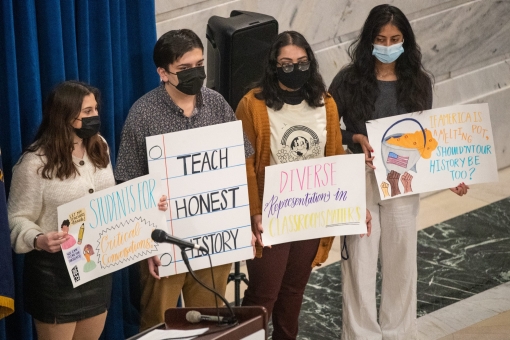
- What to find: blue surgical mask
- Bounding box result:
[372,42,404,63]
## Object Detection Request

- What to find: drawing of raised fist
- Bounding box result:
[380,181,390,198]
[387,170,401,197]
[401,172,413,193]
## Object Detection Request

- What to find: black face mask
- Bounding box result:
[281,89,305,105]
[168,66,206,95]
[277,67,311,90]
[74,116,101,139]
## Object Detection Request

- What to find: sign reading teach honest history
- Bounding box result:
[366,103,498,200]
[262,154,367,246]
[57,174,166,288]
[146,121,253,277]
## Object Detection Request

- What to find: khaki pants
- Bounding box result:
[139,261,232,331]
[342,167,419,340]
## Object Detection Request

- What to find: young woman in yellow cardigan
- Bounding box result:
[236,31,371,340]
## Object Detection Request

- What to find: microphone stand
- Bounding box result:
[179,246,238,325]
[227,262,249,306]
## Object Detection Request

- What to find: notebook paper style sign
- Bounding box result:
[57,174,166,288]
[146,121,252,277]
[261,154,367,247]
[366,103,498,200]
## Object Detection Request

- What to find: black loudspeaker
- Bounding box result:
[206,10,278,111]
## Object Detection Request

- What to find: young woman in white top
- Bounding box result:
[8,80,167,340]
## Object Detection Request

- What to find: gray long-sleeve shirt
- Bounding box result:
[329,73,432,154]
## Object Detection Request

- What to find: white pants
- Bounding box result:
[341,167,419,340]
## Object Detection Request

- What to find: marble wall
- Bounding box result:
[155,0,510,169]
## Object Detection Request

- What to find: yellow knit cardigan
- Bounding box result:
[236,89,345,267]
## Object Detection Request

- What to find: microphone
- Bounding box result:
[186,310,224,323]
[151,229,208,253]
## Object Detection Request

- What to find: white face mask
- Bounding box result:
[372,42,404,63]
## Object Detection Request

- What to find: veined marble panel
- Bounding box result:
[155,0,510,86]
[155,0,468,47]
[415,0,510,79]
[432,59,510,170]
[468,87,510,169]
[417,273,510,339]
[315,42,351,87]
[155,0,218,15]
[155,0,239,23]
[433,59,510,108]
[255,0,463,50]
[156,0,252,39]
[316,0,510,86]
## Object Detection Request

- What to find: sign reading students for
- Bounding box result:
[57,174,166,288]
[366,103,498,200]
[146,121,252,277]
[262,154,367,246]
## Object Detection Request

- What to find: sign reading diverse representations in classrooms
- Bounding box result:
[366,103,498,200]
[261,154,367,246]
[57,174,166,288]
[146,121,252,277]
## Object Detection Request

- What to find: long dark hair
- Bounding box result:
[24,80,110,180]
[254,31,327,110]
[330,4,432,122]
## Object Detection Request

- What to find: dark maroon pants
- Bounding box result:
[242,238,320,340]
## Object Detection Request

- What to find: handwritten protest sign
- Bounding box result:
[57,174,166,287]
[146,121,252,277]
[366,103,498,200]
[261,154,367,246]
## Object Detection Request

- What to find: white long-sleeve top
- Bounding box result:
[8,150,115,253]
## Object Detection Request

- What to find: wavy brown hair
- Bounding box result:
[24,81,110,180]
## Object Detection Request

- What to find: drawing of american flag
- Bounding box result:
[386,152,409,168]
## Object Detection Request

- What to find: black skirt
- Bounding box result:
[24,250,112,323]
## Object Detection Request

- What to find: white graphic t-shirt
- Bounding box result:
[268,101,327,165]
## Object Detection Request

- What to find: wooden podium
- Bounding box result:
[127,306,267,339]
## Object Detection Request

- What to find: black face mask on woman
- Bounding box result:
[74,116,101,139]
[277,67,311,90]
[168,66,206,95]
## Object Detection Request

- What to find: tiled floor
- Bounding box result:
[225,166,510,338]
[450,314,510,339]
[438,310,510,340]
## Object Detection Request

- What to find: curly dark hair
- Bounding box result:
[253,31,327,111]
[329,4,433,122]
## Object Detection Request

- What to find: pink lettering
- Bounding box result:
[280,171,288,193]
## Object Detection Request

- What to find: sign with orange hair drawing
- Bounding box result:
[366,104,498,200]
[58,174,167,287]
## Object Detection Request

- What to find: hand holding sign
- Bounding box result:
[360,209,372,238]
[353,134,375,169]
[157,195,168,211]
[251,214,264,248]
[450,182,469,196]
[36,231,69,253]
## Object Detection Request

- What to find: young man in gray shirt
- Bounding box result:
[115,29,253,331]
